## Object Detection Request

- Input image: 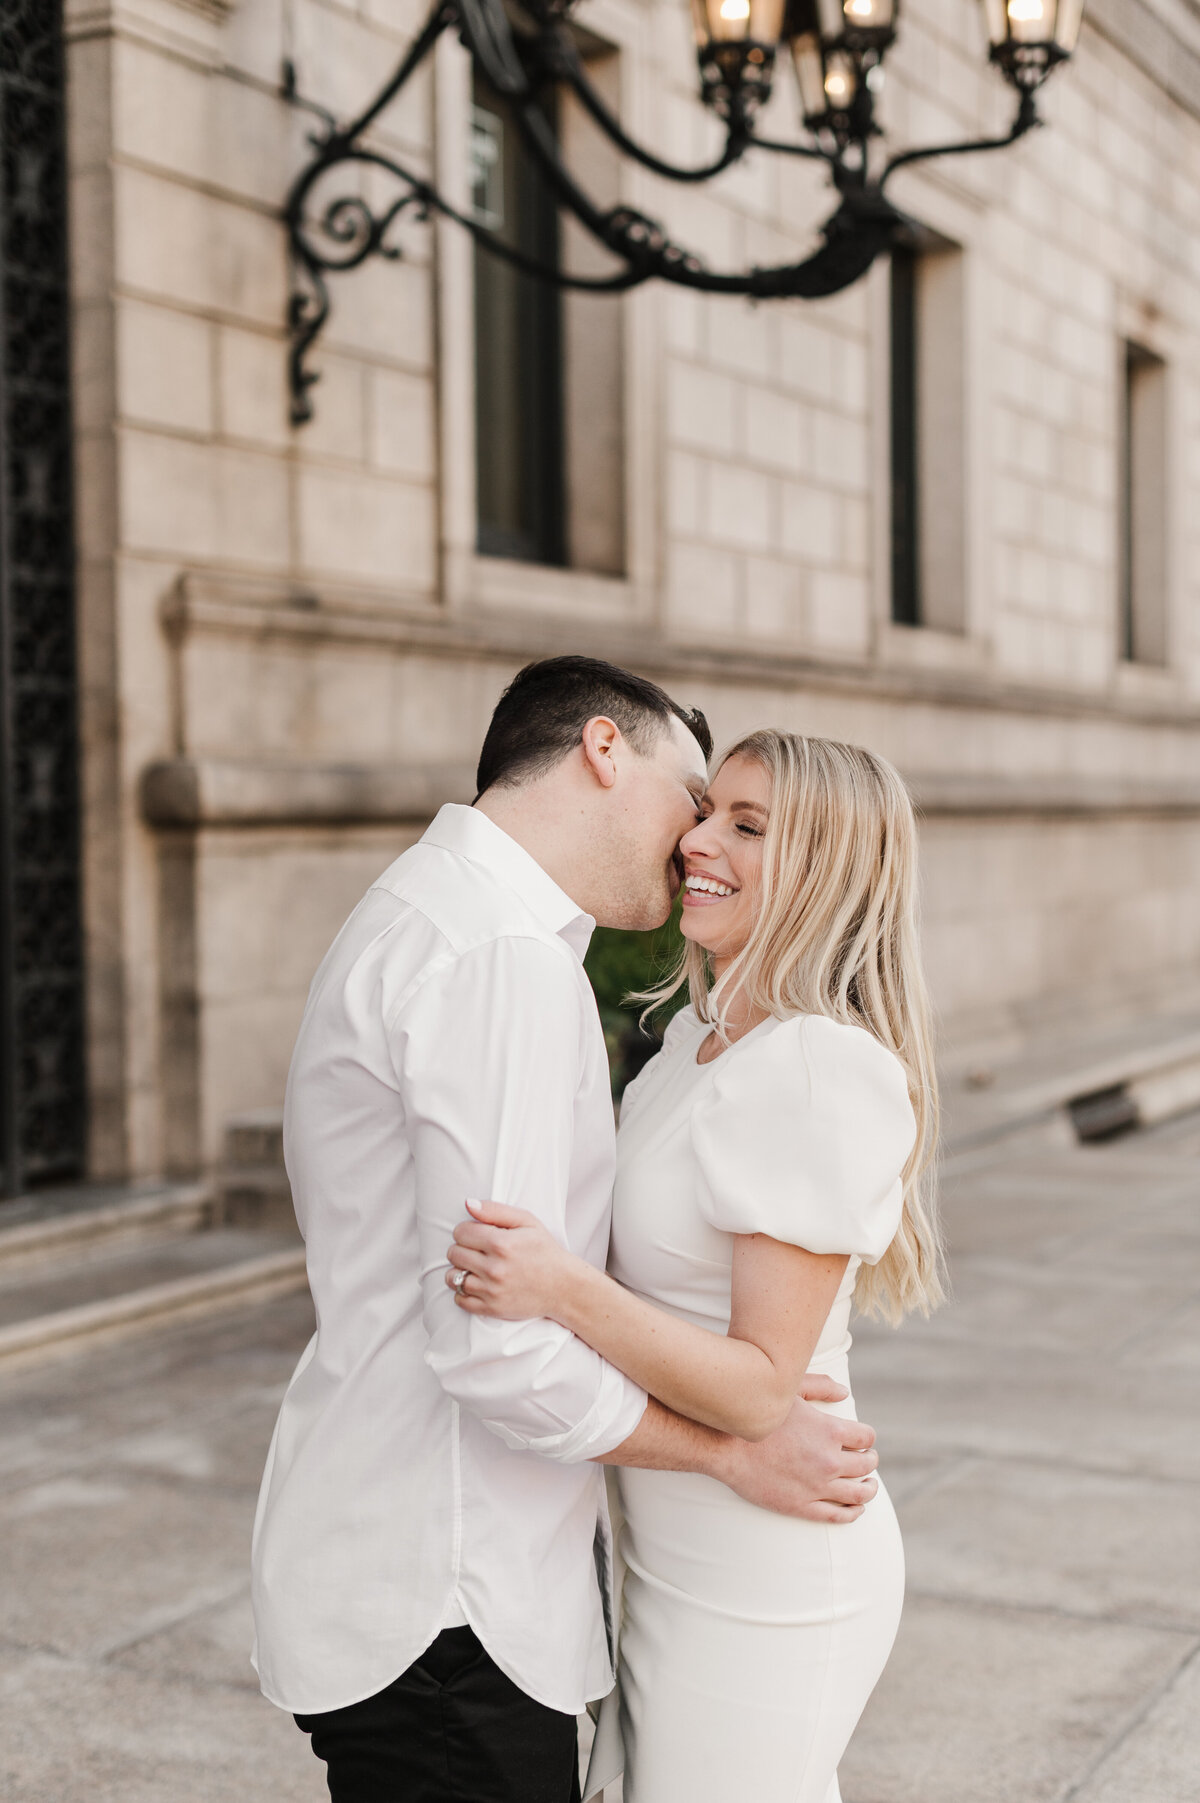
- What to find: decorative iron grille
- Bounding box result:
[0,0,86,1197]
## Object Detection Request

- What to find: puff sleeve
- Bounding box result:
[691,1014,916,1265]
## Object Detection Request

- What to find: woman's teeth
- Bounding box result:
[685,876,735,897]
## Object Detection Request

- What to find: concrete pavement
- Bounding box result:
[1,1113,1197,1801]
[842,1107,1200,1803]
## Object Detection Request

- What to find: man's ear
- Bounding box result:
[580,715,621,791]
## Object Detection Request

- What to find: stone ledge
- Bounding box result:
[140,755,1200,828]
[0,1246,308,1372]
[64,0,233,55]
[909,773,1200,817]
[943,1008,1200,1152]
[0,1183,214,1270]
[162,578,1200,733]
[141,756,476,827]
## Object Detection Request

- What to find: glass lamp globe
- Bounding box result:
[980,0,1085,87]
[816,0,894,31]
[785,0,896,130]
[692,0,788,51]
[692,0,789,119]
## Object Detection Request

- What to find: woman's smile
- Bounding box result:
[682,871,739,907]
[676,754,768,961]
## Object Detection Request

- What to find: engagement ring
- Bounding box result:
[450,1269,468,1293]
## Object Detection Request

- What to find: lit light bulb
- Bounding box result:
[719,0,751,18]
[1007,0,1045,20]
[846,0,877,17]
[825,69,850,98]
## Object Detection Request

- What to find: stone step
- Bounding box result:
[218,1110,295,1227]
[224,1108,285,1171]
[0,1182,215,1271]
[944,1007,1200,1149]
[218,1165,296,1229]
[0,1224,308,1370]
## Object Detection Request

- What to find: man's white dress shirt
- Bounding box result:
[250,805,648,1716]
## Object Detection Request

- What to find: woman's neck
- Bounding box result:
[707,963,768,1045]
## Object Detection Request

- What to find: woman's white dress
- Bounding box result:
[585,1007,917,1803]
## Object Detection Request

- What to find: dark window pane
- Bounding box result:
[1119,340,1168,666]
[1119,343,1135,663]
[473,74,566,566]
[890,246,920,627]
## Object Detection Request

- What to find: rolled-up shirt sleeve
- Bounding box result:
[392,934,648,1464]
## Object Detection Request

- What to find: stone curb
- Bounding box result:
[0,1186,216,1271]
[0,1247,310,1371]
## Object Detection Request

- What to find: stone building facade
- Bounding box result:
[14,0,1200,1186]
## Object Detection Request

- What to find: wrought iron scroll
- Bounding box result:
[0,0,86,1196]
[284,0,1043,424]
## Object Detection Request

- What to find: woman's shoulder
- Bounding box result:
[797,1013,909,1094]
[692,1012,915,1259]
[720,1011,908,1102]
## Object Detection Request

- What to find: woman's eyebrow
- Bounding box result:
[729,800,768,817]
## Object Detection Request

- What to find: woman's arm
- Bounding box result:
[447,1201,848,1442]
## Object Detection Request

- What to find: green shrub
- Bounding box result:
[584,904,690,1097]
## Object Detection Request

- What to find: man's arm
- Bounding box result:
[599,1390,880,1524]
[396,935,648,1464]
[450,1200,850,1440]
[444,1197,882,1520]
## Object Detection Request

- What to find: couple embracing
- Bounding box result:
[250,655,943,1803]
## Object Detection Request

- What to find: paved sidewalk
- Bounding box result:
[843,1109,1200,1803]
[1,1115,1198,1801]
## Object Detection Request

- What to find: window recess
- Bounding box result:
[889,233,966,632]
[1119,340,1168,667]
[471,38,626,576]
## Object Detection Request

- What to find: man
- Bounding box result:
[251,656,879,1802]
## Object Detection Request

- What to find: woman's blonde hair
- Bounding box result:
[641,730,944,1325]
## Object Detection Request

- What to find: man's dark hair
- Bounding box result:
[475,656,713,797]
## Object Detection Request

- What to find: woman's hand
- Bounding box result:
[446,1200,583,1322]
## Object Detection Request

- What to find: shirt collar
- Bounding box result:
[421,804,596,961]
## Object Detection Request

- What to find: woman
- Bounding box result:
[445,731,943,1803]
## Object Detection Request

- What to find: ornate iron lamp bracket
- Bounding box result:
[283,0,1046,424]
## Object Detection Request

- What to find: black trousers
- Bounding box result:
[295,1627,583,1803]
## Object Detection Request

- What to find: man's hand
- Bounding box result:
[712,1381,879,1523]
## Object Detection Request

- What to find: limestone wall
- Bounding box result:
[62,0,1200,1176]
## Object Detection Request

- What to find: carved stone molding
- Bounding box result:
[173,0,236,21]
[63,0,235,49]
[908,773,1200,817]
[140,756,1200,830]
[161,576,1200,734]
[141,757,477,828]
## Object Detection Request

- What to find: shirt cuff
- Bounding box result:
[484,1365,648,1466]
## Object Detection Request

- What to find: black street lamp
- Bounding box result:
[285,0,1086,422]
